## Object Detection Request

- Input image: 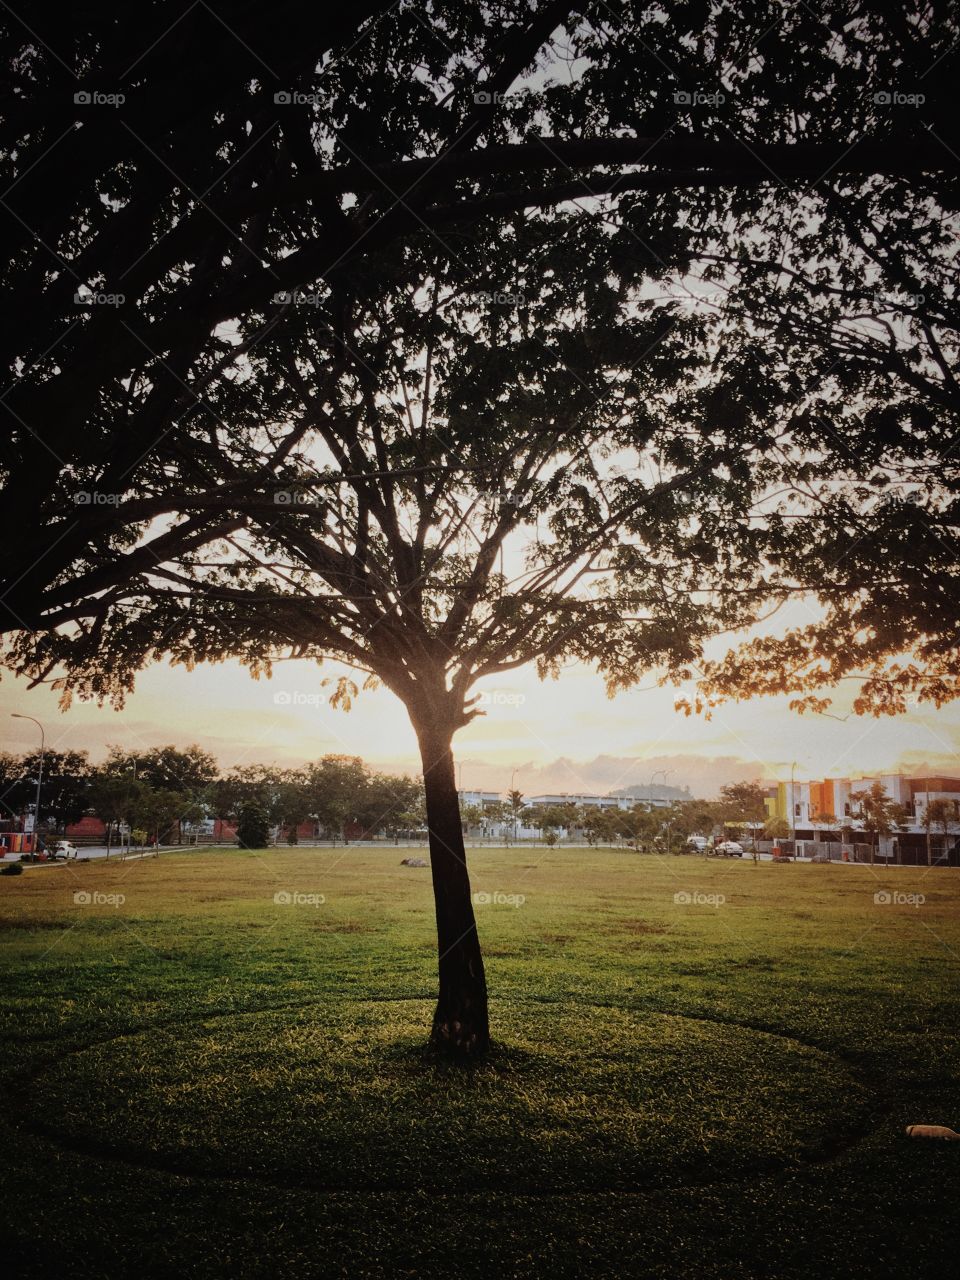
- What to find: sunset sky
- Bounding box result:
[2,639,958,798]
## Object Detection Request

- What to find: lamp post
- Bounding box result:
[510,767,519,844]
[647,768,673,805]
[790,761,798,852]
[11,714,44,853]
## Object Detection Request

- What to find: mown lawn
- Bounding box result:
[1,846,958,1278]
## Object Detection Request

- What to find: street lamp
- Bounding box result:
[790,761,798,850]
[647,768,672,805]
[11,714,44,852]
[510,767,519,843]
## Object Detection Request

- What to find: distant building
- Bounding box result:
[458,790,501,808]
[763,772,960,864]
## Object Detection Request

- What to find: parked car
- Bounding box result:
[713,841,745,857]
[53,841,77,859]
[685,835,710,852]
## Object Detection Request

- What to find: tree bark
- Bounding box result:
[415,723,490,1058]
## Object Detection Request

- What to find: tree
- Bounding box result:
[236,802,271,851]
[530,805,574,841]
[131,786,192,849]
[580,807,617,848]
[88,771,144,858]
[718,781,767,849]
[854,783,901,866]
[925,798,959,865]
[764,817,791,842]
[12,750,92,834]
[104,745,218,794]
[357,772,423,839]
[668,799,722,849]
[7,6,960,1060]
[306,756,372,843]
[506,792,526,846]
[612,805,660,853]
[460,804,485,836]
[5,3,959,646]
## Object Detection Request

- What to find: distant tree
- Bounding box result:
[530,805,574,841]
[816,810,838,830]
[854,783,901,866]
[763,816,791,842]
[15,750,92,833]
[0,752,22,821]
[580,808,616,847]
[306,756,371,843]
[271,770,313,844]
[359,773,423,839]
[204,766,273,829]
[104,745,218,794]
[88,771,144,857]
[925,799,959,865]
[717,781,767,843]
[460,804,485,835]
[613,806,659,852]
[236,802,271,851]
[505,791,525,844]
[132,786,193,849]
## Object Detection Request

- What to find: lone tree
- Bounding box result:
[4,209,774,1054]
[5,3,960,1056]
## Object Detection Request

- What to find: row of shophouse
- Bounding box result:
[761,774,960,863]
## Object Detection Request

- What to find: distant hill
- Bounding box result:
[610,783,693,802]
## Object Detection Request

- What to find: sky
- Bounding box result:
[2,646,958,798]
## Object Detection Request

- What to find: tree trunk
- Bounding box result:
[415,724,489,1058]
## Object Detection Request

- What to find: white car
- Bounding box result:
[53,841,78,858]
[686,835,710,852]
[713,840,745,857]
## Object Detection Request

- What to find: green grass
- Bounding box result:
[1,847,959,1278]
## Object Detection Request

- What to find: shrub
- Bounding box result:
[0,863,24,876]
[237,802,271,849]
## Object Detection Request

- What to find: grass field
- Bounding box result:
[1,846,959,1278]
